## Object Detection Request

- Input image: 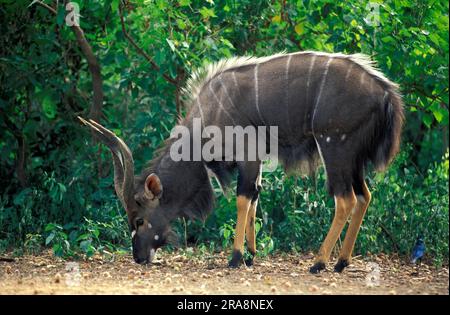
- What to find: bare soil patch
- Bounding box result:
[0,251,448,295]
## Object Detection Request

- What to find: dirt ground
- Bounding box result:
[0,250,448,295]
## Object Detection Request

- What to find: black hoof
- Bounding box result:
[309,262,326,274]
[244,253,255,267]
[228,250,243,268]
[334,259,349,273]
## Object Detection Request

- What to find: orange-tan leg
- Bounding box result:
[334,182,371,272]
[228,196,251,268]
[310,191,357,273]
[244,170,261,266]
[244,199,258,266]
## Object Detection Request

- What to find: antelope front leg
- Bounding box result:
[228,196,251,268]
[228,161,261,268]
[310,192,357,274]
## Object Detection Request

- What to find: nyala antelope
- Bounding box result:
[79,51,404,273]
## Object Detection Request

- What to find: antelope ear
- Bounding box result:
[144,173,163,200]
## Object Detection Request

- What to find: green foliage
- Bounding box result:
[0,0,448,264]
[43,214,130,258]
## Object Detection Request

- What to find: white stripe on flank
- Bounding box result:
[369,78,374,94]
[256,162,263,186]
[313,137,327,175]
[197,99,205,124]
[254,64,266,125]
[311,57,334,132]
[345,63,354,82]
[306,55,317,99]
[184,51,399,107]
[231,72,239,88]
[360,71,366,86]
[218,74,238,112]
[285,54,292,133]
[209,81,235,124]
[204,163,226,194]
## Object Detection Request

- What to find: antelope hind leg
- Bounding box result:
[334,182,371,272]
[310,192,357,274]
[244,199,258,266]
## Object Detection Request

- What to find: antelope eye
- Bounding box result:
[136,218,144,227]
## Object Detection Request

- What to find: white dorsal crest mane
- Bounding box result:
[181,51,399,108]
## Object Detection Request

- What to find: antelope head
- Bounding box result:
[78,117,170,264]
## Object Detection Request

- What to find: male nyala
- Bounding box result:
[80,51,404,273]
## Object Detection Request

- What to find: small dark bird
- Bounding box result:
[411,236,425,264]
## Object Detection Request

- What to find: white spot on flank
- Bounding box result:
[341,134,346,141]
[154,235,159,241]
[148,223,152,229]
[131,230,136,238]
[326,137,331,143]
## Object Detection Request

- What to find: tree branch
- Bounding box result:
[71,26,104,121]
[0,109,27,187]
[35,1,103,121]
[378,221,400,252]
[118,3,178,86]
[35,1,56,14]
[34,1,104,177]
